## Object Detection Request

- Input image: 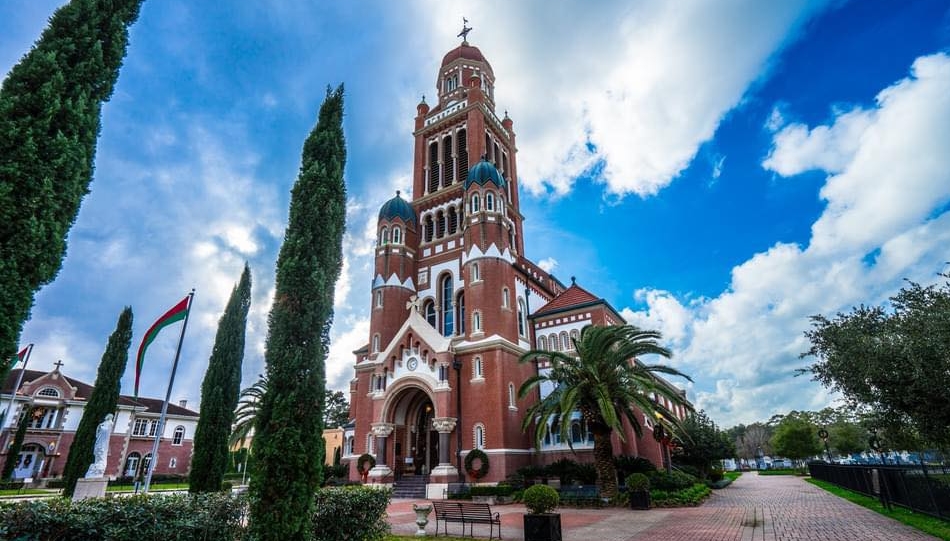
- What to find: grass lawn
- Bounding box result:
[106,482,189,492]
[757,468,805,476]
[806,478,950,541]
[724,471,742,482]
[0,488,54,497]
[385,536,470,541]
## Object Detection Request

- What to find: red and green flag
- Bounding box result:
[6,346,29,370]
[135,296,190,397]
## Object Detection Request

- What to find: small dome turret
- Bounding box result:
[464,158,506,190]
[378,191,415,225]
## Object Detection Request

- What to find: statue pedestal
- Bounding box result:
[73,477,108,501]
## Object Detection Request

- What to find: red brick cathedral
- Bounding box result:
[346,37,686,496]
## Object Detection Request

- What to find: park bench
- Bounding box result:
[431,500,502,539]
[559,484,602,507]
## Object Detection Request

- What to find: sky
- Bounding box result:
[2,0,949,428]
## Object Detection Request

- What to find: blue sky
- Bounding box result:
[2,0,949,427]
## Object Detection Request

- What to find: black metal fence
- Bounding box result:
[808,462,950,521]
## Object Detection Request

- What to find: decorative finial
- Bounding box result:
[396,190,401,197]
[457,17,472,43]
[420,94,426,104]
[571,276,576,285]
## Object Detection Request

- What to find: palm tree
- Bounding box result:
[519,324,692,497]
[230,375,267,448]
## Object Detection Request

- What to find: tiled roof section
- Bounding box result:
[531,282,602,318]
[1,369,198,417]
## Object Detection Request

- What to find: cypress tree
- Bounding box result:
[61,306,133,496]
[249,86,346,540]
[0,0,144,363]
[1,406,34,480]
[190,264,252,493]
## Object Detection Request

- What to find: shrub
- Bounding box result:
[470,484,516,497]
[648,470,698,491]
[0,493,247,540]
[221,482,233,492]
[523,484,559,514]
[311,486,391,541]
[625,473,650,492]
[708,468,724,483]
[614,456,657,480]
[651,483,711,507]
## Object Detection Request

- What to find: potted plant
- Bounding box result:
[522,483,561,541]
[626,473,651,510]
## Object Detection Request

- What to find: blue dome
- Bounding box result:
[464,158,507,190]
[378,192,416,225]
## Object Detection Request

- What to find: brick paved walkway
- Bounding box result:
[386,473,940,540]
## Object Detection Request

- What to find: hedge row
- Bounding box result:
[651,483,711,507]
[0,486,391,541]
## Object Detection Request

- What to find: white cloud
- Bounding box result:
[418,0,831,197]
[624,53,950,425]
[537,258,558,273]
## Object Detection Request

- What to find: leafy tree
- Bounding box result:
[730,423,772,463]
[190,264,252,493]
[802,276,950,448]
[1,406,33,480]
[828,420,866,457]
[673,410,735,479]
[0,0,144,363]
[249,86,347,541]
[323,390,349,429]
[519,324,691,498]
[769,412,822,468]
[61,306,133,496]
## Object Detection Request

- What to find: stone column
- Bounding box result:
[368,423,394,481]
[429,417,459,478]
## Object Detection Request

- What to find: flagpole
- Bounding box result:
[2,344,33,431]
[143,290,194,494]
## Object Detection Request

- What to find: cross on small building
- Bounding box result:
[53,360,64,371]
[406,295,421,313]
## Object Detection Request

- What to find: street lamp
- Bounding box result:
[452,357,463,483]
[818,428,831,462]
[653,412,672,474]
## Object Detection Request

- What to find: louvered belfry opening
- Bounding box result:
[458,129,468,183]
[443,134,454,187]
[428,142,439,193]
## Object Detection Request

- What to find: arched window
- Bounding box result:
[375,290,383,308]
[560,332,570,351]
[380,227,390,245]
[36,387,60,398]
[372,334,380,353]
[502,287,510,309]
[392,227,402,244]
[486,192,494,211]
[508,383,516,408]
[549,333,559,352]
[169,457,178,469]
[458,129,469,183]
[456,292,466,335]
[473,357,483,378]
[124,452,141,477]
[472,311,482,332]
[436,210,446,238]
[142,453,153,475]
[471,194,480,213]
[440,275,455,336]
[570,330,579,348]
[550,423,561,444]
[471,262,480,282]
[474,424,486,449]
[345,436,355,455]
[538,335,547,350]
[366,434,375,455]
[517,298,526,336]
[172,426,185,445]
[571,421,583,443]
[424,300,437,328]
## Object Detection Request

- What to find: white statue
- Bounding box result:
[84,413,114,478]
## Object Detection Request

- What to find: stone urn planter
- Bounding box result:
[412,503,432,537]
[522,484,562,541]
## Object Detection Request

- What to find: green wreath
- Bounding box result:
[357,453,376,474]
[464,449,490,480]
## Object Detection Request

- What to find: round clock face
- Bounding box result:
[407,357,418,371]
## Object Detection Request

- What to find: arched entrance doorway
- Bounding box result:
[11,443,45,479]
[387,387,437,478]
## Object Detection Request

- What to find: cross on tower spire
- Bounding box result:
[53,360,64,371]
[457,17,472,43]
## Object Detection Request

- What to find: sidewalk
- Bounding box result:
[386,473,940,540]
